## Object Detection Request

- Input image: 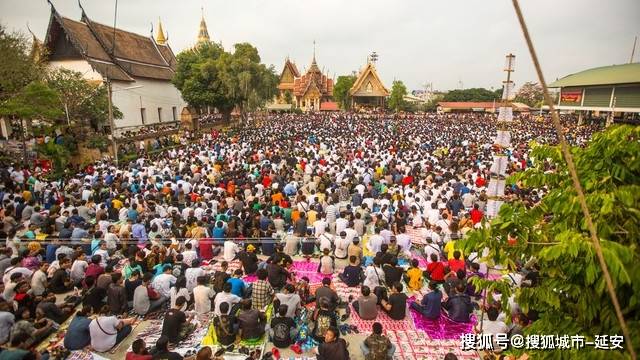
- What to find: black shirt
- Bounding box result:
[49,268,70,293]
[387,293,408,320]
[238,251,258,274]
[267,263,288,289]
[270,316,296,348]
[82,286,106,313]
[162,309,187,343]
[383,265,403,287]
[213,314,237,346]
[125,278,142,301]
[152,350,183,360]
[341,265,363,287]
[317,339,350,360]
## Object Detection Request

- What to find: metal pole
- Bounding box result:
[20,118,28,168]
[107,79,118,165]
[64,103,71,125]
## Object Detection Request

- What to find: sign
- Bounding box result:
[561,90,582,103]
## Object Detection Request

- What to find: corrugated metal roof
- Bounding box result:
[549,63,640,88]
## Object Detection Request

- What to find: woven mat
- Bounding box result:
[292,260,333,284]
[387,330,479,360]
[349,304,414,332]
[128,314,211,356]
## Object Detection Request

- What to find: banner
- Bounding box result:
[561,90,582,103]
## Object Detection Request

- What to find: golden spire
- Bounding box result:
[197,6,210,45]
[156,17,167,45]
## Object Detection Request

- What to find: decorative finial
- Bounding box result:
[313,40,316,63]
[156,17,166,45]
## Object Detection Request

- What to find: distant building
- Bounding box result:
[43,3,186,129]
[549,63,640,121]
[437,101,530,113]
[275,52,334,112]
[349,60,389,109]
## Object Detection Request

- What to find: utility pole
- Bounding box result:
[107,79,118,165]
[630,36,637,64]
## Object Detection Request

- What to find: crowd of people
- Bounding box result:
[115,124,182,140]
[0,112,604,360]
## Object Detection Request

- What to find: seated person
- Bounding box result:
[161,296,195,344]
[134,272,167,316]
[1,333,42,360]
[314,277,339,311]
[426,253,446,283]
[380,282,408,320]
[10,307,54,348]
[296,277,313,305]
[274,283,301,318]
[49,257,73,293]
[214,283,242,315]
[382,257,403,287]
[312,298,338,343]
[448,251,466,273]
[36,293,74,324]
[151,336,183,360]
[237,245,259,275]
[269,304,296,348]
[82,276,107,314]
[89,305,136,352]
[237,299,267,340]
[444,269,467,297]
[213,302,239,346]
[352,285,378,320]
[443,284,474,323]
[338,256,364,287]
[126,338,152,360]
[361,322,395,360]
[64,307,93,351]
[226,269,246,298]
[315,326,349,360]
[317,248,335,275]
[404,259,424,291]
[410,281,442,320]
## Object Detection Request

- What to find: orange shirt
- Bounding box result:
[271,192,283,205]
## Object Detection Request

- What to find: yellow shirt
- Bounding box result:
[406,267,423,291]
[444,240,464,260]
[307,210,318,226]
[112,198,123,210]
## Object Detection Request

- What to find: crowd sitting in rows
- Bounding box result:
[0,112,602,360]
[116,124,181,140]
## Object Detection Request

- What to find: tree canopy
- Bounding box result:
[515,81,544,107]
[0,81,63,121]
[460,125,640,359]
[0,25,44,101]
[333,75,357,110]
[173,42,278,116]
[388,80,408,112]
[442,87,501,102]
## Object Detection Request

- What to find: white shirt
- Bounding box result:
[152,273,177,299]
[335,218,348,235]
[193,285,215,314]
[313,219,327,235]
[396,233,412,255]
[182,250,198,268]
[170,287,191,310]
[89,316,120,352]
[367,234,384,254]
[213,292,241,315]
[223,241,240,262]
[185,267,205,293]
[318,233,333,253]
[30,270,48,296]
[334,236,350,259]
[70,259,88,282]
[363,265,384,289]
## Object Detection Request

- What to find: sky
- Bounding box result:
[1,0,638,92]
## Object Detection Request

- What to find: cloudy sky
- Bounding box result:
[1,0,638,91]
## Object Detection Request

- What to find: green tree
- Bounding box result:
[283,90,293,104]
[333,75,357,110]
[47,68,121,131]
[515,81,544,107]
[388,80,408,112]
[0,81,63,121]
[460,125,640,359]
[0,25,44,101]
[443,87,500,102]
[173,42,277,118]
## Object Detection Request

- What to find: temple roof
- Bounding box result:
[156,18,167,45]
[292,56,333,97]
[350,62,389,97]
[43,4,177,81]
[197,11,211,45]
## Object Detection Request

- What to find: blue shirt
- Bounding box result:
[227,277,245,297]
[45,244,58,263]
[63,315,92,350]
[421,290,443,319]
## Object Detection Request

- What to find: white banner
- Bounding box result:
[498,107,513,122]
[495,130,511,147]
[502,82,515,100]
[487,178,506,197]
[487,199,505,218]
[490,155,509,176]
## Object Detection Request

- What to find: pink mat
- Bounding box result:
[409,307,477,340]
[349,304,414,332]
[291,260,333,284]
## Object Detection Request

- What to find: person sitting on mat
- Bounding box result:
[380,282,408,320]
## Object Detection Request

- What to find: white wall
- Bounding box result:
[111,78,185,128]
[48,60,186,129]
[49,60,104,82]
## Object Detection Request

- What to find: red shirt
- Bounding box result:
[449,259,466,273]
[470,209,484,224]
[427,261,445,281]
[199,238,214,260]
[475,177,486,188]
[125,353,152,360]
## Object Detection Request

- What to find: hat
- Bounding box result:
[247,244,256,252]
